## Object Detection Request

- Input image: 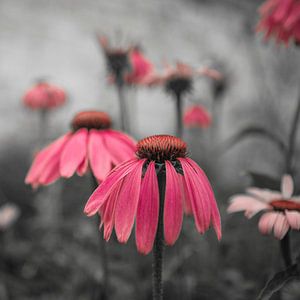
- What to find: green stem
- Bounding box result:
[153,170,166,300]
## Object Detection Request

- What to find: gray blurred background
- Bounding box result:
[1,0,300,299]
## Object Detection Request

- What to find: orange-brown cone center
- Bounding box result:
[136,135,187,162]
[271,199,300,211]
[72,111,111,131]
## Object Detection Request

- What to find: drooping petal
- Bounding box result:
[273,213,289,239]
[285,210,300,230]
[101,179,124,241]
[103,130,136,165]
[84,159,140,216]
[136,162,159,254]
[38,155,61,185]
[246,187,282,202]
[114,159,145,243]
[258,212,279,235]
[281,174,294,199]
[228,195,271,218]
[163,161,183,246]
[179,174,192,215]
[88,129,112,182]
[25,133,71,185]
[178,158,211,234]
[60,128,88,178]
[77,155,89,176]
[184,158,221,239]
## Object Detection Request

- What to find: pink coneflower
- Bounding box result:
[23,82,66,110]
[125,47,154,85]
[228,174,300,239]
[84,134,221,255]
[183,105,212,128]
[25,110,136,187]
[257,0,300,45]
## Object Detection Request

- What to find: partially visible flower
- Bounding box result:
[23,82,66,110]
[97,34,153,85]
[256,0,300,45]
[0,203,20,230]
[183,105,212,128]
[84,134,221,254]
[228,174,300,239]
[146,61,222,97]
[25,111,136,187]
[125,47,154,85]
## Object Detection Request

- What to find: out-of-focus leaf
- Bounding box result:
[245,171,281,190]
[257,265,300,300]
[222,126,287,155]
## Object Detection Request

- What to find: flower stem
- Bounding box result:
[285,93,300,175]
[280,231,292,268]
[38,109,48,149]
[116,76,128,133]
[91,175,109,300]
[153,170,166,300]
[175,93,183,138]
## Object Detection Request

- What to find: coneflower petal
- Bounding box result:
[178,158,210,234]
[60,128,88,178]
[136,162,159,254]
[258,212,279,235]
[25,133,71,185]
[179,174,192,215]
[104,131,136,164]
[281,174,294,199]
[115,159,145,243]
[38,156,61,186]
[84,159,140,216]
[185,158,221,239]
[273,213,289,239]
[88,130,112,182]
[285,210,300,230]
[77,155,89,176]
[102,179,124,241]
[164,161,183,246]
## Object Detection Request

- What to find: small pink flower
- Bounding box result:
[84,135,221,255]
[228,175,300,239]
[23,82,66,110]
[25,111,136,188]
[125,47,154,85]
[183,105,212,128]
[256,0,300,45]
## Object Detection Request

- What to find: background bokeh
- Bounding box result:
[1,0,300,299]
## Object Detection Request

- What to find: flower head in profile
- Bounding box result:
[25,110,136,188]
[23,82,66,110]
[84,134,221,254]
[146,61,223,98]
[183,105,212,128]
[228,175,300,239]
[257,0,300,45]
[125,47,154,85]
[97,35,153,85]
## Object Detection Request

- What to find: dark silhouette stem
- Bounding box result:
[91,175,109,300]
[175,93,183,138]
[280,231,292,268]
[286,94,300,175]
[38,109,48,149]
[116,76,128,133]
[153,170,166,300]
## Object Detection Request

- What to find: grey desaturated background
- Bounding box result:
[1,0,300,188]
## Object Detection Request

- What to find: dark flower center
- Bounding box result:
[165,77,192,97]
[136,135,187,162]
[270,200,300,212]
[72,111,111,131]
